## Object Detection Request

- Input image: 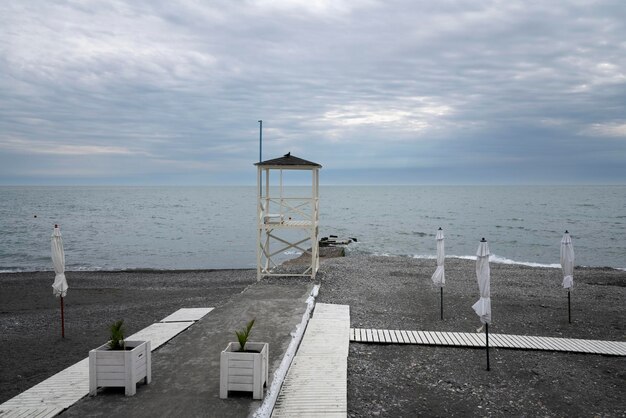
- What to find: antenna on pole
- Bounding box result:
[258,120,263,162]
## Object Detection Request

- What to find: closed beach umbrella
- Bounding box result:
[472,238,491,370]
[51,224,68,337]
[472,238,491,324]
[431,228,445,319]
[560,231,574,289]
[560,230,575,323]
[431,228,445,286]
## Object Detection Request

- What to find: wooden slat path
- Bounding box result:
[350,328,626,356]
[124,322,195,351]
[0,360,89,418]
[0,308,214,418]
[272,303,349,418]
[160,307,214,322]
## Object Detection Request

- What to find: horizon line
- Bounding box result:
[1,183,625,187]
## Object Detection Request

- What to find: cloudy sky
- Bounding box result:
[1,0,625,185]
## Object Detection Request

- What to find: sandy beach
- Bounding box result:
[1,256,625,416]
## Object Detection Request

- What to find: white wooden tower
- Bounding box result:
[255,153,321,280]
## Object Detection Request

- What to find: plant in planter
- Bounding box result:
[108,319,125,350]
[220,319,268,400]
[89,319,151,396]
[236,318,255,351]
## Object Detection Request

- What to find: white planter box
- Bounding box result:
[89,340,151,396]
[220,342,268,400]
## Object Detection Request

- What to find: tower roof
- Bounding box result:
[255,152,322,168]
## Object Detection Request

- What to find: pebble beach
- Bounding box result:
[0,269,257,404]
[317,256,626,417]
[1,256,625,416]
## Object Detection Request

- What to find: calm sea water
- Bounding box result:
[0,186,624,272]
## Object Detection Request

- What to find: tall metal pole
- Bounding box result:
[568,290,571,324]
[258,120,263,162]
[61,296,65,338]
[258,120,263,196]
[485,323,490,371]
[440,288,444,320]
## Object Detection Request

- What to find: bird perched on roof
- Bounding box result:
[284,152,291,157]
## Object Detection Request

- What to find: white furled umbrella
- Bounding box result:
[431,227,445,319]
[472,238,491,370]
[560,230,575,323]
[560,230,574,289]
[472,238,491,324]
[51,224,68,337]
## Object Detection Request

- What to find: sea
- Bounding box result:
[1,185,624,273]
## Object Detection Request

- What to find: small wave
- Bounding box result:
[411,254,437,260]
[488,254,561,268]
[0,265,109,273]
[454,254,561,268]
[0,265,52,273]
[410,254,561,268]
[0,268,26,273]
[283,250,302,256]
[398,231,431,237]
[72,265,105,271]
[372,252,393,257]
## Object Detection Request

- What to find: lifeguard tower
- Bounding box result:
[255,153,321,281]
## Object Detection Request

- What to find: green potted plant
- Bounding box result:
[108,319,126,350]
[89,320,151,396]
[220,319,268,400]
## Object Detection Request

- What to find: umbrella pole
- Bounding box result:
[485,323,490,371]
[61,296,65,338]
[568,290,571,324]
[440,288,443,320]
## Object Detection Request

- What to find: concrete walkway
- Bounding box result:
[57,280,314,418]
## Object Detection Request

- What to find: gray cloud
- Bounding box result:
[1,0,625,184]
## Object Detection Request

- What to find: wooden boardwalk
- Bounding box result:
[350,328,626,356]
[0,308,214,418]
[160,307,213,323]
[272,303,350,418]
